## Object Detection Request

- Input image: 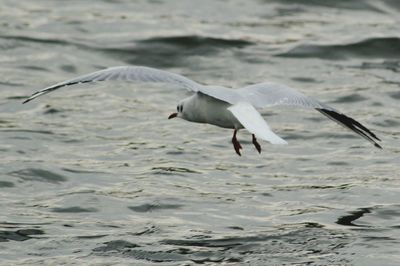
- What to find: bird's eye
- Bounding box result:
[177,105,179,112]
[180,105,183,112]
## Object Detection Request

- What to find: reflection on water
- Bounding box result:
[0,0,399,264]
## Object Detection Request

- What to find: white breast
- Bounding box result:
[181,93,243,129]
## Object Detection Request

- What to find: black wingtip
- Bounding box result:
[22,98,31,104]
[374,143,383,149]
[316,108,382,149]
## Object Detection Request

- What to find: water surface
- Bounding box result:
[1,0,399,265]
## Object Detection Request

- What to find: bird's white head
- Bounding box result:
[168,95,203,123]
[168,100,187,120]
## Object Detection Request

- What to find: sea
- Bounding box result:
[0,0,399,265]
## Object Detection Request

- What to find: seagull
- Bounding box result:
[23,66,382,155]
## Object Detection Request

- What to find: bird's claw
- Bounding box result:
[252,134,262,154]
[233,140,242,156]
[232,129,242,156]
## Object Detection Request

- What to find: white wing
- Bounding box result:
[237,82,382,148]
[237,82,326,109]
[228,102,287,145]
[23,66,203,103]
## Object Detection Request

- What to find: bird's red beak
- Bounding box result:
[168,112,178,119]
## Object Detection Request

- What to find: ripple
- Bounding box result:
[76,234,108,239]
[270,0,384,11]
[139,35,252,49]
[43,105,63,115]
[94,244,189,263]
[0,35,71,46]
[389,91,400,99]
[0,129,54,135]
[291,76,320,83]
[326,161,350,166]
[336,208,371,226]
[331,93,368,103]
[151,166,201,174]
[99,225,351,264]
[60,64,78,73]
[358,60,400,72]
[128,203,183,213]
[0,181,14,188]
[0,34,253,68]
[374,206,400,219]
[0,228,44,242]
[100,35,254,67]
[51,206,98,213]
[374,119,400,127]
[278,37,400,60]
[9,168,68,183]
[93,240,140,252]
[274,183,352,191]
[6,95,27,100]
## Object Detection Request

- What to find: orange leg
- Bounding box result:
[252,134,261,154]
[232,129,242,156]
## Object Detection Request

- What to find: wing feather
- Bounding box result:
[238,82,381,148]
[228,102,287,145]
[23,66,203,103]
[237,82,324,109]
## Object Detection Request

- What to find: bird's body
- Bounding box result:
[23,65,382,155]
[179,92,243,129]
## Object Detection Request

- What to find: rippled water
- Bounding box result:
[1,0,399,265]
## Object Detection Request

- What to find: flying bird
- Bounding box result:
[23,66,381,155]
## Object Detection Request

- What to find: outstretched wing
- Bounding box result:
[228,102,287,145]
[237,82,325,109]
[237,82,381,148]
[23,66,203,103]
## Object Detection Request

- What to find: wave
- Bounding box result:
[97,35,253,67]
[0,34,253,68]
[92,223,350,264]
[0,228,44,242]
[9,168,68,183]
[128,203,183,213]
[267,0,396,13]
[277,37,400,60]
